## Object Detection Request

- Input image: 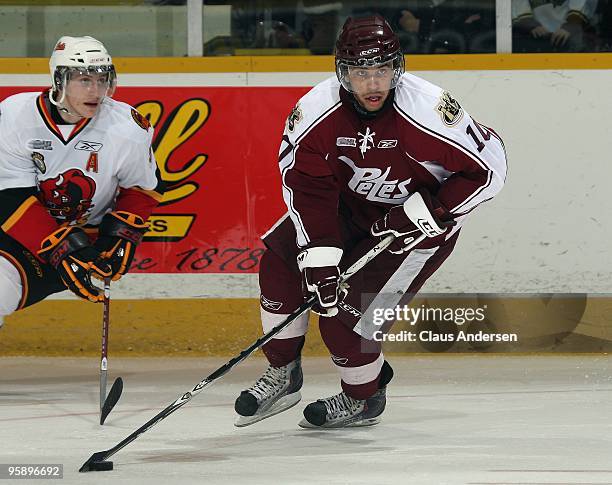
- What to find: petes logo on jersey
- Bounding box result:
[339,155,411,204]
[75,140,103,152]
[358,127,376,158]
[436,91,463,126]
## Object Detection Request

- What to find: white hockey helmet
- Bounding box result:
[49,36,116,104]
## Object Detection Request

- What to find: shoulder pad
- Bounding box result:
[285,76,342,142]
[394,73,466,132]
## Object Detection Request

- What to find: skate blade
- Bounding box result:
[234,392,302,427]
[298,416,381,429]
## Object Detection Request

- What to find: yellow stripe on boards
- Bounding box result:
[1,299,324,356]
[2,53,612,74]
[2,296,611,356]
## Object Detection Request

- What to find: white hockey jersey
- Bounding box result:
[0,90,159,227]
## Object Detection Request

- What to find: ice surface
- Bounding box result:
[1,355,611,485]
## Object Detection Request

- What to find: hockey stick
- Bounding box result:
[99,277,123,425]
[80,233,425,471]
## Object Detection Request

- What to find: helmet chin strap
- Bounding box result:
[48,69,111,121]
[49,77,84,121]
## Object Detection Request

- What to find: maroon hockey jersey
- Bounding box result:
[278,73,507,250]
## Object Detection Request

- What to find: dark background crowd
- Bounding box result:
[150,0,612,55]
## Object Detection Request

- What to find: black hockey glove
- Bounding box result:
[371,189,455,254]
[39,226,112,302]
[297,246,343,317]
[94,211,147,281]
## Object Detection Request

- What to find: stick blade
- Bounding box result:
[79,451,111,472]
[100,377,123,425]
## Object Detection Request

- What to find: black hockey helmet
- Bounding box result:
[335,15,405,93]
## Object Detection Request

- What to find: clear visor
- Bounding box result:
[65,66,115,90]
[336,54,404,93]
[54,65,116,95]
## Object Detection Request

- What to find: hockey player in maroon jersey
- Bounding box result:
[0,36,164,327]
[234,15,507,428]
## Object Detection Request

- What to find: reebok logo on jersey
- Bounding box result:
[377,139,397,149]
[336,137,356,147]
[75,140,103,152]
[27,139,53,151]
[339,155,412,204]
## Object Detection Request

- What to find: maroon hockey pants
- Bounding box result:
[259,217,457,400]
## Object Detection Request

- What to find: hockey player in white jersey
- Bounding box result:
[234,15,507,428]
[0,36,164,327]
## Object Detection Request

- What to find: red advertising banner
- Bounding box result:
[0,85,310,273]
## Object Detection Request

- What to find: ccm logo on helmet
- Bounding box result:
[360,48,380,56]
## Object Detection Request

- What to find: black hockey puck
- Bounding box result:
[88,461,113,471]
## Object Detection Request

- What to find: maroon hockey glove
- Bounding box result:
[94,211,147,281]
[297,246,343,317]
[371,189,455,254]
[38,226,112,302]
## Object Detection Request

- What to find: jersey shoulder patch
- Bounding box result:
[285,76,341,141]
[131,107,150,131]
[394,73,466,133]
[435,91,464,127]
[286,104,303,133]
[99,99,153,142]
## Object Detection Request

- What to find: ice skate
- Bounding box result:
[234,357,303,427]
[298,388,386,428]
[298,360,393,428]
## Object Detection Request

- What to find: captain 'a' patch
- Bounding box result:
[85,152,99,173]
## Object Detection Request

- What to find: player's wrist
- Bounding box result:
[297,246,343,272]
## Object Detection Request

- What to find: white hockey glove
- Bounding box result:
[371,189,455,254]
[297,246,343,317]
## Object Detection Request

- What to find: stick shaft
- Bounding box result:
[83,234,423,464]
[99,278,111,415]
